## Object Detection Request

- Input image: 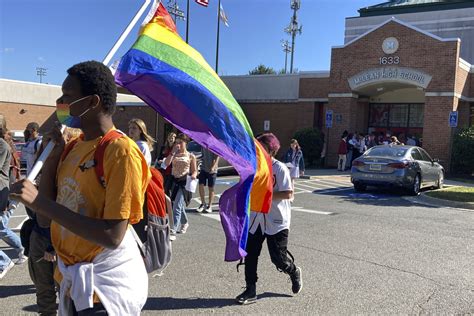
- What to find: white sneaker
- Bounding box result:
[0,260,15,279]
[204,206,212,213]
[196,203,206,213]
[169,235,176,241]
[180,223,189,234]
[16,249,28,265]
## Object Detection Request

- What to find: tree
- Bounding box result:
[249,64,276,75]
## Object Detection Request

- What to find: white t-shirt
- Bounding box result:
[22,137,42,174]
[249,158,293,236]
[136,140,152,166]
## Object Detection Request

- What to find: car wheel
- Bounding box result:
[354,183,366,192]
[408,174,421,196]
[436,171,444,189]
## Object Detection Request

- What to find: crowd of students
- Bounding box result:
[1,61,303,314]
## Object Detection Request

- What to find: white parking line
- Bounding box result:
[314,187,353,194]
[292,207,334,215]
[200,213,221,222]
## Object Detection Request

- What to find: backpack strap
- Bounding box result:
[94,130,125,187]
[61,135,84,162]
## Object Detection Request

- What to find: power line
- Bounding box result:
[284,0,302,74]
[36,67,47,83]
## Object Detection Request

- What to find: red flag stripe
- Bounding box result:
[195,0,209,7]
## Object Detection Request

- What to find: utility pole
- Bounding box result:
[185,0,190,43]
[284,0,302,73]
[281,40,291,74]
[215,0,221,74]
[36,67,47,83]
[167,0,185,25]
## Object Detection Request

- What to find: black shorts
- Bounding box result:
[198,171,217,187]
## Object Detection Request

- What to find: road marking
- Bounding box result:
[313,187,353,194]
[10,215,26,218]
[12,216,29,232]
[292,207,334,215]
[200,213,221,222]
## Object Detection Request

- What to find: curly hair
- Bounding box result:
[67,61,117,115]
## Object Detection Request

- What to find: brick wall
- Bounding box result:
[0,102,55,132]
[299,78,330,99]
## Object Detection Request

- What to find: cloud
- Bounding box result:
[37,56,45,62]
[3,48,15,53]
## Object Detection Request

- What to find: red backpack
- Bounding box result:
[61,129,172,273]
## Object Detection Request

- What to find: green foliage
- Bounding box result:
[249,64,276,75]
[451,127,474,175]
[293,128,323,167]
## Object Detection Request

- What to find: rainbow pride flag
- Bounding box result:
[115,1,272,261]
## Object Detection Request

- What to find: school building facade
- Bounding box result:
[1,1,474,170]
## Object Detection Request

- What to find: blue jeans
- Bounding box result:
[172,188,188,232]
[0,207,24,269]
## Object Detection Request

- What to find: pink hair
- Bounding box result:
[256,133,280,153]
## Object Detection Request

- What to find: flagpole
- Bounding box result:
[103,0,151,66]
[186,0,190,43]
[215,0,221,73]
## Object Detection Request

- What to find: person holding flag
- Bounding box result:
[235,133,303,305]
[10,61,150,315]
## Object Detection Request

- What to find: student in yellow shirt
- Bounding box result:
[10,61,150,315]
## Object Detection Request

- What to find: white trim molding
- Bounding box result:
[328,93,359,98]
[298,98,329,103]
[459,58,474,73]
[334,17,460,49]
[425,92,474,101]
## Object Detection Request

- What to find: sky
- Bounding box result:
[0,0,380,85]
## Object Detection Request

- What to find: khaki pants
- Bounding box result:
[28,230,58,316]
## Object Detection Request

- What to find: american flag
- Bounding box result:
[195,0,209,7]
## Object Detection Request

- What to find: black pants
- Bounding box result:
[244,227,296,285]
[72,302,108,316]
[28,230,57,316]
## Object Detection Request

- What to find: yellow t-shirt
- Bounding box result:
[51,132,150,266]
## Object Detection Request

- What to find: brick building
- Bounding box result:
[1,0,474,169]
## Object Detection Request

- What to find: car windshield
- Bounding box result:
[365,146,407,158]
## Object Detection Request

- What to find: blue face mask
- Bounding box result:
[56,96,94,128]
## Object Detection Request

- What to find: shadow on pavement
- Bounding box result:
[258,291,293,299]
[143,297,235,310]
[316,187,441,208]
[0,284,35,298]
[22,304,39,312]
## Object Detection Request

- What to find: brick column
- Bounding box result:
[325,96,359,168]
[422,96,458,171]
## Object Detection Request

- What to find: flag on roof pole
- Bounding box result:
[219,3,229,27]
[195,0,209,7]
[114,1,272,262]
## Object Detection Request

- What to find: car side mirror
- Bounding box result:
[432,158,439,163]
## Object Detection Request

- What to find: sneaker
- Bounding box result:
[180,223,189,234]
[169,235,176,241]
[290,266,303,294]
[16,249,28,265]
[196,203,206,213]
[0,260,15,279]
[235,284,257,305]
[204,205,212,213]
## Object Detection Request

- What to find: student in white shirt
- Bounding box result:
[22,122,42,175]
[235,133,302,305]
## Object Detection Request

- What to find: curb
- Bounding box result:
[403,193,474,211]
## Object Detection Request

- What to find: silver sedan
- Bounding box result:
[350,145,444,195]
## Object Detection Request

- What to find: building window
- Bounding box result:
[369,103,424,128]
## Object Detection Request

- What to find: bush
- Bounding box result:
[293,128,323,167]
[451,127,474,175]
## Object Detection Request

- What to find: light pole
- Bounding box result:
[281,40,291,74]
[284,0,302,74]
[167,0,185,25]
[36,67,47,83]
